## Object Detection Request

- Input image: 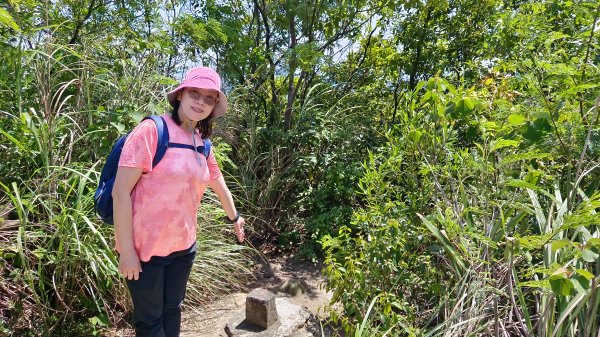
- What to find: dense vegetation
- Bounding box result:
[1,0,599,336]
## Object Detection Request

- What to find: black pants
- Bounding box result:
[126,243,196,337]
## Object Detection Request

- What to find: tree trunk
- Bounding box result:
[284,15,297,131]
[409,6,432,90]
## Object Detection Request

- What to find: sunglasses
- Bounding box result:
[186,89,218,106]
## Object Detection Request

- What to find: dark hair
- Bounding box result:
[170,100,213,139]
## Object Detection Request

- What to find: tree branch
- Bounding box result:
[579,3,599,122]
[68,0,100,45]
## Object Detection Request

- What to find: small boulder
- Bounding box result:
[277,278,310,297]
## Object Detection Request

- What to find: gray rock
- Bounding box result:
[225,297,310,337]
[246,288,278,329]
[277,278,310,297]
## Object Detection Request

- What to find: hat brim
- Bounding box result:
[167,81,228,118]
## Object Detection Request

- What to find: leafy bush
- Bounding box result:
[322,71,600,335]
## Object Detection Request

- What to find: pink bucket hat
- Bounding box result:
[167,67,228,117]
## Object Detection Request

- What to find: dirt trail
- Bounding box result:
[111,257,339,336]
[180,257,338,337]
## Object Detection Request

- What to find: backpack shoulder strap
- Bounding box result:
[143,116,169,168]
[168,137,212,158]
[202,138,212,157]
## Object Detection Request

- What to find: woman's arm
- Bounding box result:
[208,176,245,242]
[112,166,143,280]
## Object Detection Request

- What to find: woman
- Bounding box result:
[112,67,245,337]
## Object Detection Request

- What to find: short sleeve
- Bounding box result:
[118,120,158,173]
[206,149,222,181]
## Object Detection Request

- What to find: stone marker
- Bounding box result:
[246,288,278,329]
[225,295,311,337]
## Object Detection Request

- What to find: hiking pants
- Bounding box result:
[126,243,196,337]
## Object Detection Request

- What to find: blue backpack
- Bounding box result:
[94,116,212,224]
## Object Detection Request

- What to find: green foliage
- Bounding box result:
[322,6,600,329]
[0,7,20,32]
[1,0,600,336]
[0,165,124,336]
[0,2,252,334]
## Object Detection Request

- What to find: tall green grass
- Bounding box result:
[0,37,253,336]
[0,164,125,335]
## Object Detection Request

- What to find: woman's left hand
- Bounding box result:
[234,216,245,243]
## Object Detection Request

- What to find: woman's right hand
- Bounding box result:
[113,166,144,281]
[234,216,245,243]
[119,249,142,280]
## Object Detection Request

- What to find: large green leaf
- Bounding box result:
[587,238,600,248]
[550,238,570,251]
[581,249,599,263]
[491,138,520,152]
[572,274,590,294]
[507,113,525,125]
[0,7,20,32]
[549,274,574,296]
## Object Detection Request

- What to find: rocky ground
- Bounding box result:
[110,256,341,337]
[181,257,339,337]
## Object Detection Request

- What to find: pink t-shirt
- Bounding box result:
[117,114,222,261]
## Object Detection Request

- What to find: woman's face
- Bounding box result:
[178,87,218,122]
